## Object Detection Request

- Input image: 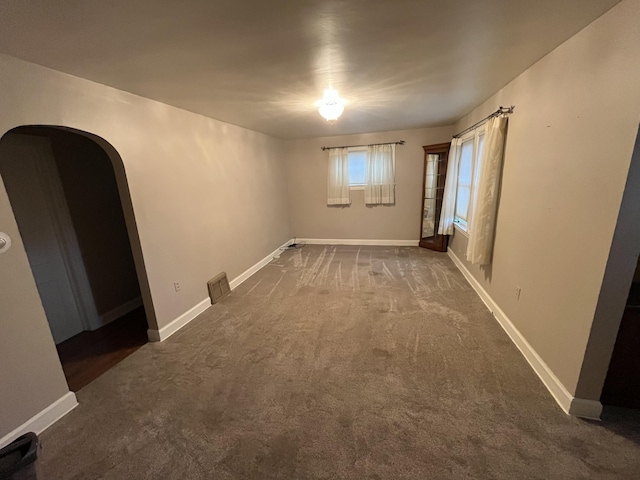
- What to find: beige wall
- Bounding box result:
[576,128,640,399]
[449,0,640,399]
[0,180,70,436]
[285,127,453,240]
[0,54,290,437]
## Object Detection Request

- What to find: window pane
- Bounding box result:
[458,140,474,186]
[456,186,470,222]
[348,151,366,185]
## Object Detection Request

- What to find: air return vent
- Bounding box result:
[208,272,231,304]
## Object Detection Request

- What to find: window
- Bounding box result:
[326,145,395,204]
[347,148,366,188]
[454,130,484,232]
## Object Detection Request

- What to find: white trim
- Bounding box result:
[298,238,419,247]
[147,298,211,342]
[568,398,603,419]
[147,238,294,342]
[97,296,143,328]
[454,131,484,233]
[453,221,470,237]
[229,238,294,290]
[447,247,603,420]
[0,392,78,449]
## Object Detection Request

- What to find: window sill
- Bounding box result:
[453,222,470,238]
[350,185,365,191]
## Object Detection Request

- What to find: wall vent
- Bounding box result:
[208,272,231,304]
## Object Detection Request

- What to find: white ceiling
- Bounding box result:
[0,0,620,139]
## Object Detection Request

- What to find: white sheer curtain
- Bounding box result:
[438,138,462,235]
[364,144,395,205]
[466,116,508,265]
[327,147,350,205]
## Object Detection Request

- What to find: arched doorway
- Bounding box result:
[0,125,155,391]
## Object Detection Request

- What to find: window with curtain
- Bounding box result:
[466,116,508,265]
[327,144,395,205]
[327,147,350,205]
[364,144,395,205]
[347,148,367,187]
[438,114,508,265]
[453,131,484,232]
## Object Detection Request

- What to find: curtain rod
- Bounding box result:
[320,140,405,151]
[453,105,515,138]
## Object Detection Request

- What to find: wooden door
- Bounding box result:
[419,143,450,252]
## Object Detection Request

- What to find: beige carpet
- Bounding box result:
[40,245,640,479]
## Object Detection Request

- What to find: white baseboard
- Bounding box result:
[297,238,419,247]
[148,238,294,342]
[568,398,603,419]
[447,247,603,420]
[98,296,143,328]
[0,392,78,449]
[147,298,211,342]
[229,238,294,290]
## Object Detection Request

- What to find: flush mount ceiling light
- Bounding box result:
[316,87,345,122]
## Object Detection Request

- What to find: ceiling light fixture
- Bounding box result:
[316,87,345,122]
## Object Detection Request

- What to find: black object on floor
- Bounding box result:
[0,432,40,480]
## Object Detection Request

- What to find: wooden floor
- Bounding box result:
[56,307,148,392]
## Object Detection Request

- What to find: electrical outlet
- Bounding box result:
[515,285,521,300]
[174,281,181,292]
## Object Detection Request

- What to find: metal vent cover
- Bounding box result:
[207,272,231,304]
